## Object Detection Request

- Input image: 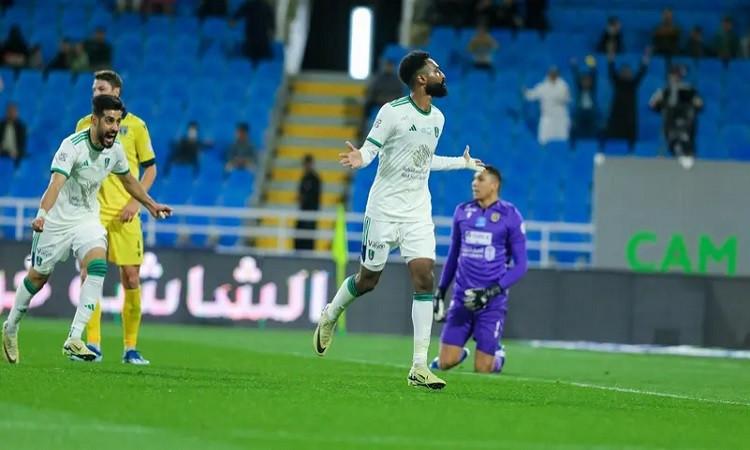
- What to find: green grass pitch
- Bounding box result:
[1,318,749,449]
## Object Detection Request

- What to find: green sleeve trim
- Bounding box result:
[413,293,433,302]
[51,167,70,178]
[366,137,383,148]
[113,169,130,175]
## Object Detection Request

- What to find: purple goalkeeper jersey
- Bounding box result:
[438,199,528,294]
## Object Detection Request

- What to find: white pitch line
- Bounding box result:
[290,351,750,408]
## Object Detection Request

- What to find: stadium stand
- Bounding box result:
[0,1,283,246]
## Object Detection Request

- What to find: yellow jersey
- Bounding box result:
[76,112,155,218]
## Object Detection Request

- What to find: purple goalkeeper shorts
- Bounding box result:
[440,294,508,356]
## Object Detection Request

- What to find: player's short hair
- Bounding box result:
[94,70,123,92]
[483,165,502,186]
[398,50,431,88]
[92,94,125,117]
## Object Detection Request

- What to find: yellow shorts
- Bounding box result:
[100,213,144,266]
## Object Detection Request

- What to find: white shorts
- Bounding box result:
[360,216,436,272]
[30,221,108,275]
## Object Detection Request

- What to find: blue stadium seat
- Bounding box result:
[603,139,632,156]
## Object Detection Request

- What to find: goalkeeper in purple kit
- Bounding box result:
[430,166,528,373]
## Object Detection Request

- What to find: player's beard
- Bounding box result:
[425,80,448,98]
[98,127,116,148]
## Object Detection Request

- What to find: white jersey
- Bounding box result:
[47,130,129,231]
[362,96,445,222]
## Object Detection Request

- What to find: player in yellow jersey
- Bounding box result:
[76,70,157,365]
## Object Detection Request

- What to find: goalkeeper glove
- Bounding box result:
[433,288,447,322]
[463,284,504,311]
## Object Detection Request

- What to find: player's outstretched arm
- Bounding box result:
[32,173,67,232]
[116,172,172,219]
[431,145,484,171]
[120,164,158,222]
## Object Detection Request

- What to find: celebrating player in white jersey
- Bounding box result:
[313,50,483,389]
[1,95,172,364]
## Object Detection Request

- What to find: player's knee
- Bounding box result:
[474,359,495,373]
[412,271,434,292]
[121,266,140,289]
[354,267,382,294]
[25,269,48,289]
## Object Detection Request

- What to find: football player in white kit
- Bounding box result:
[313,50,483,389]
[1,95,172,364]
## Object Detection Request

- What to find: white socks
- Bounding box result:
[326,275,359,321]
[68,275,104,339]
[5,278,37,334]
[411,293,434,367]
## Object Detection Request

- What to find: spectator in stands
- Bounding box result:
[364,59,404,118]
[605,48,650,148]
[410,0,435,46]
[1,25,29,68]
[523,66,571,145]
[294,155,321,251]
[713,16,740,62]
[170,121,211,173]
[741,31,750,58]
[496,0,523,30]
[683,26,708,59]
[69,43,90,73]
[28,45,44,70]
[84,27,113,70]
[198,0,228,18]
[233,0,275,66]
[143,0,175,14]
[524,0,548,31]
[225,123,257,171]
[597,17,623,54]
[570,56,600,141]
[0,103,26,167]
[467,22,499,72]
[649,65,703,165]
[435,0,472,28]
[652,8,680,58]
[47,39,71,71]
[116,0,142,13]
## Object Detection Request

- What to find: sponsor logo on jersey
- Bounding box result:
[476,216,487,228]
[465,230,492,246]
[412,144,432,168]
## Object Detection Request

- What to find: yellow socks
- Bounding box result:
[122,287,142,350]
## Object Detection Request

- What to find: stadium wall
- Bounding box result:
[1,241,748,349]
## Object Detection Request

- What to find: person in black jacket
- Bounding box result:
[649,65,703,159]
[597,17,623,54]
[294,155,321,251]
[605,47,650,148]
[0,102,26,167]
[570,56,600,142]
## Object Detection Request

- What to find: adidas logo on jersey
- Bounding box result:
[409,124,417,132]
[82,160,89,167]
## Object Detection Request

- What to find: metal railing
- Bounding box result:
[0,197,594,267]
